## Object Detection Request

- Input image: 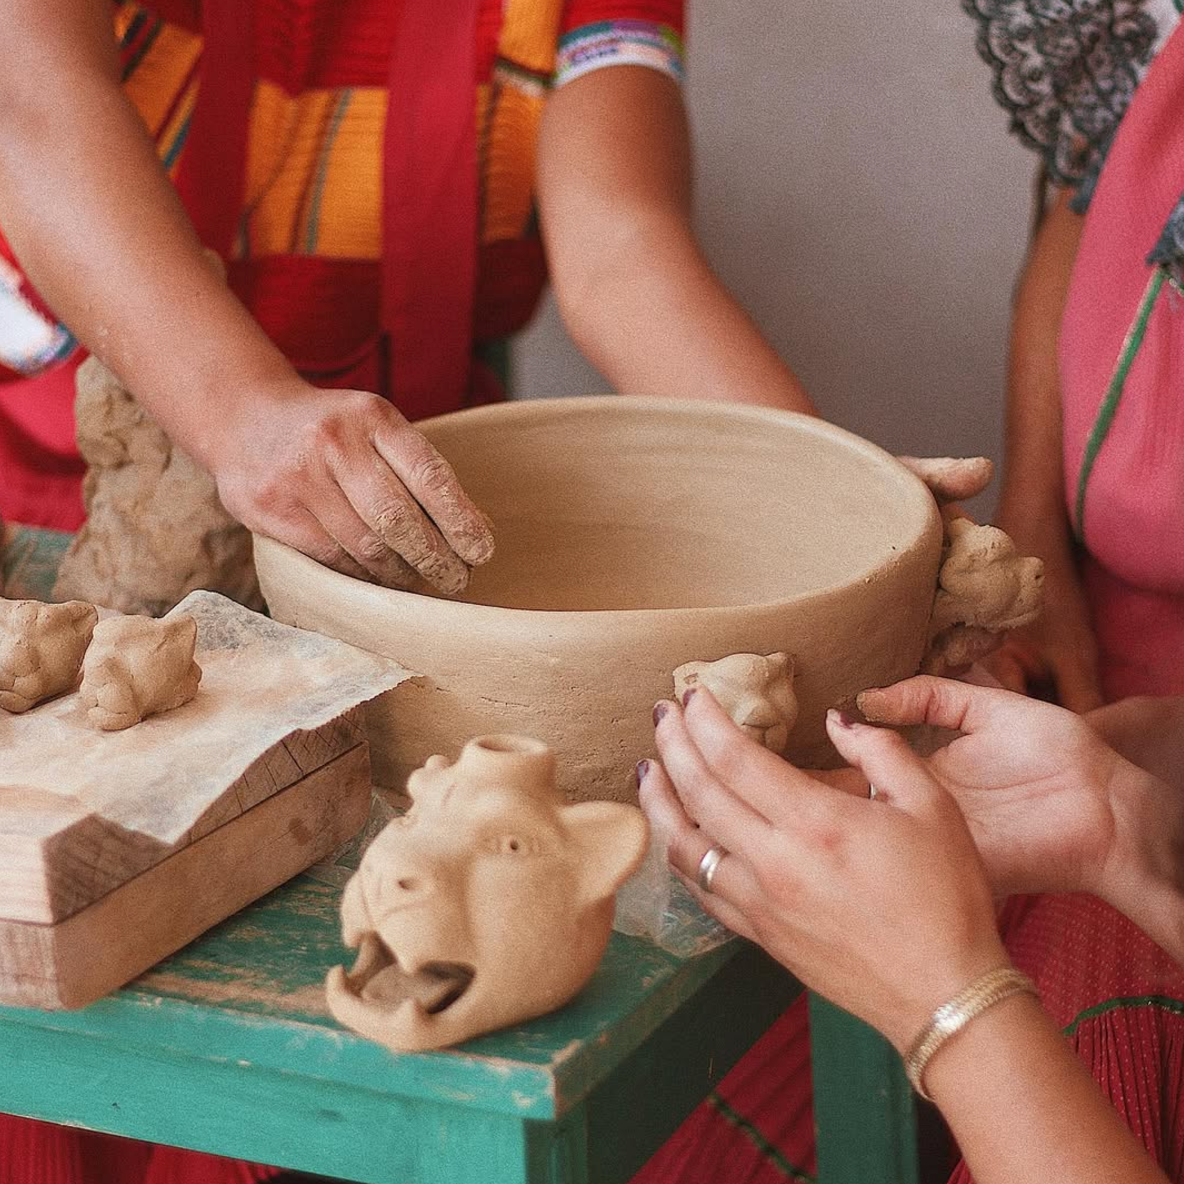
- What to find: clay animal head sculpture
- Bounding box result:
[0,598,98,713]
[79,613,202,731]
[326,735,648,1051]
[923,517,1044,672]
[673,652,798,754]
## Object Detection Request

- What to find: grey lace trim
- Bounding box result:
[963,0,1175,199]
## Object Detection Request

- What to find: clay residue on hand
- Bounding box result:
[0,598,97,713]
[79,613,202,731]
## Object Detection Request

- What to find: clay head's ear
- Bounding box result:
[764,652,793,680]
[164,614,199,648]
[563,802,649,906]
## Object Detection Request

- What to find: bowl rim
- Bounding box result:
[253,396,943,623]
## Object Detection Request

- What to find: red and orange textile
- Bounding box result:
[0,0,683,529]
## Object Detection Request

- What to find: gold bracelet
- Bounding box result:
[903,967,1038,1101]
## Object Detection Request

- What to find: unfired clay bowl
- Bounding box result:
[254,397,944,802]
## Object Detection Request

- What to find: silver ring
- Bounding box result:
[868,782,878,801]
[697,844,727,893]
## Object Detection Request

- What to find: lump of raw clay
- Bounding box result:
[673,652,798,754]
[326,734,648,1052]
[0,598,97,712]
[923,517,1044,673]
[79,613,202,731]
[52,306,261,615]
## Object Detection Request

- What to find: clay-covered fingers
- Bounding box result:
[636,759,759,939]
[652,699,779,857]
[267,507,375,584]
[899,456,994,503]
[678,686,830,824]
[332,446,473,593]
[298,479,424,588]
[372,415,495,570]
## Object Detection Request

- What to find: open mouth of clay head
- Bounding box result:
[344,933,475,1015]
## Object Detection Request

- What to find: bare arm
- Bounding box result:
[537,66,815,413]
[985,185,1100,709]
[926,992,1168,1184]
[0,0,492,591]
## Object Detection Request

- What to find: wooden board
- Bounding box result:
[0,744,370,1009]
[0,712,364,925]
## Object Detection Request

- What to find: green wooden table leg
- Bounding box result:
[584,943,800,1184]
[809,995,918,1184]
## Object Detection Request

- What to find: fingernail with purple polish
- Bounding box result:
[653,702,669,726]
[635,759,651,786]
[828,708,860,729]
[681,687,698,707]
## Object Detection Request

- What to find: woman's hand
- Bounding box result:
[204,378,494,593]
[858,676,1144,898]
[640,690,1008,1052]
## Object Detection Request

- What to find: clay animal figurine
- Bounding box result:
[672,652,798,754]
[52,257,262,615]
[326,734,648,1052]
[79,613,203,731]
[0,598,98,713]
[923,517,1044,673]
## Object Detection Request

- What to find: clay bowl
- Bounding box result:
[254,397,944,803]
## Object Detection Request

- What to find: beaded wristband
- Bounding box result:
[903,967,1038,1101]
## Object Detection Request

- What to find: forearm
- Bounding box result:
[0,0,294,469]
[538,66,814,413]
[1098,746,1184,964]
[924,991,1168,1184]
[560,217,814,410]
[996,185,1083,529]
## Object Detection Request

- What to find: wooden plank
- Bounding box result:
[0,709,365,925]
[0,744,369,1009]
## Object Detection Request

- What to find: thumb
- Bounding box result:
[857,675,1017,735]
[825,709,939,810]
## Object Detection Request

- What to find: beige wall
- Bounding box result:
[515,2,1037,515]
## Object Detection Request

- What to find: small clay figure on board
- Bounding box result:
[79,613,203,731]
[923,517,1044,673]
[0,598,98,713]
[327,734,648,1052]
[673,652,798,754]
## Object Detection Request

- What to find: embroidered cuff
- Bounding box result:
[0,261,76,376]
[555,20,685,88]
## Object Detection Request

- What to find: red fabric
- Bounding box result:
[0,1116,276,1184]
[381,0,482,421]
[631,995,816,1184]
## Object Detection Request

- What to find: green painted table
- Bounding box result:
[0,526,917,1184]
